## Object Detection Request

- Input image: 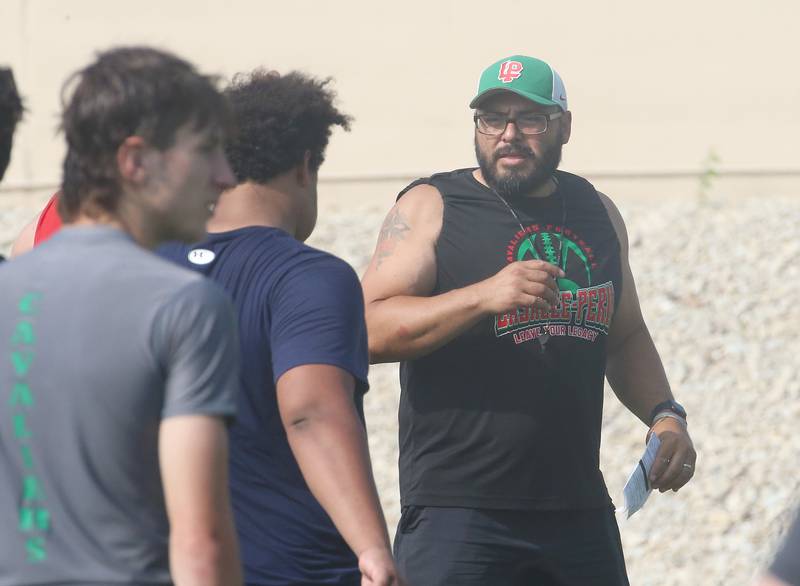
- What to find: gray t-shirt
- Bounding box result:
[0,226,239,586]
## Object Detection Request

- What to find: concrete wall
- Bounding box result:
[1,0,799,200]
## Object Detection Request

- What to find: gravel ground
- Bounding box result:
[2,186,798,585]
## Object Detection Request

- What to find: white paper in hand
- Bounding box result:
[616,434,661,519]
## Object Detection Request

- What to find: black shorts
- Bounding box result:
[393,505,629,586]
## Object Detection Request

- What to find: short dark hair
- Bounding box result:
[0,68,24,183]
[59,46,231,221]
[224,69,351,184]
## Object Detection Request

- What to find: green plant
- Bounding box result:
[698,148,721,204]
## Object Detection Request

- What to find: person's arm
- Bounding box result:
[269,256,404,585]
[362,183,562,363]
[159,415,242,586]
[277,365,402,585]
[600,192,696,492]
[155,280,244,586]
[9,213,37,257]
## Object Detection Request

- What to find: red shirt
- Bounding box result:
[34,193,62,245]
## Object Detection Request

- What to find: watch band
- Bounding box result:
[651,411,687,428]
[648,399,687,426]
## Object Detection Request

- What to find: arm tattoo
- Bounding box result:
[374,208,411,269]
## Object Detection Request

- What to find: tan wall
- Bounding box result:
[1,0,799,198]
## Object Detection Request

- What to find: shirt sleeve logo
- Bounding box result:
[498,60,524,83]
[188,249,216,266]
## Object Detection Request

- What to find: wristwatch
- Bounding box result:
[648,400,687,426]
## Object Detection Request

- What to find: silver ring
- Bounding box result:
[682,463,693,470]
[661,457,671,464]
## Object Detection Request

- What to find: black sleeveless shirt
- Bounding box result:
[397,168,622,511]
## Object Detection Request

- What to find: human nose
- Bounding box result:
[499,118,519,141]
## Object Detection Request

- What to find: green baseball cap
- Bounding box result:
[469,55,568,111]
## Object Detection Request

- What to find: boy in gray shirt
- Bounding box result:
[0,47,242,586]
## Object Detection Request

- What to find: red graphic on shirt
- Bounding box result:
[493,223,615,345]
[495,282,615,343]
[498,61,524,83]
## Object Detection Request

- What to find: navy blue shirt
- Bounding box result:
[159,226,369,586]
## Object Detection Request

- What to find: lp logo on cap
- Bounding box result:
[498,60,523,83]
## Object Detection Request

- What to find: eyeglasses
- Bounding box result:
[474,111,563,136]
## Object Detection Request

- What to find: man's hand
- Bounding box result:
[648,417,696,492]
[473,260,564,315]
[359,546,407,586]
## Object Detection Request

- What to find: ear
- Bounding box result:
[295,150,314,187]
[559,111,572,145]
[116,136,148,184]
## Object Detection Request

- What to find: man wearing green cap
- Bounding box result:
[361,55,696,584]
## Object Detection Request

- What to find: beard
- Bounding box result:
[475,136,563,199]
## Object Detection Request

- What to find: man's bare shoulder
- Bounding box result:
[596,191,628,249]
[596,191,622,222]
[396,182,443,222]
[362,182,443,294]
[377,182,444,248]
